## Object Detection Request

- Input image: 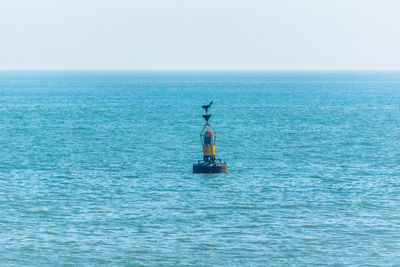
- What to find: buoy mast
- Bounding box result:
[200,101,216,162]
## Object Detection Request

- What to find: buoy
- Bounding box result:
[193,101,228,173]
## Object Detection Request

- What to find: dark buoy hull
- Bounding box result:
[193,161,228,173]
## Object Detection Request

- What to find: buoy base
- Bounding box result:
[193,160,228,173]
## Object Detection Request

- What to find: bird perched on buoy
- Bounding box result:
[201,101,213,111]
[193,101,228,173]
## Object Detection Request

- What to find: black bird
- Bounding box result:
[202,101,213,113]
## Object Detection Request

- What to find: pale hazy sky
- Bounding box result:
[1,0,399,70]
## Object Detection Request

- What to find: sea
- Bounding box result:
[0,71,400,266]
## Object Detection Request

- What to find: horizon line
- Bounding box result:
[0,69,399,72]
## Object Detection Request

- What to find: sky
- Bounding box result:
[0,0,399,70]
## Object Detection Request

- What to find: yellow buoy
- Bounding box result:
[193,101,228,173]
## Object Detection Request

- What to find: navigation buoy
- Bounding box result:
[193,101,228,173]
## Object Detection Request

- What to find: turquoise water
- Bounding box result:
[1,71,400,266]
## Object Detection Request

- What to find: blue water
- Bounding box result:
[1,71,400,266]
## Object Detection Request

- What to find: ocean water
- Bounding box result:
[1,71,400,266]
